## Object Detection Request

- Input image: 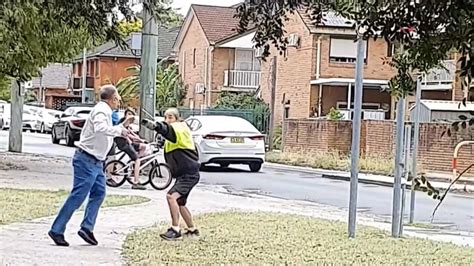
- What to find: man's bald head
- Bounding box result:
[100,85,121,109]
[100,85,118,101]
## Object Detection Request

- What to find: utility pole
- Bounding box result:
[81,47,87,103]
[267,56,277,151]
[348,36,365,238]
[138,1,159,141]
[392,97,406,237]
[9,81,24,152]
[409,76,422,223]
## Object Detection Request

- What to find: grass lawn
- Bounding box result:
[123,212,473,265]
[266,151,395,176]
[0,188,149,225]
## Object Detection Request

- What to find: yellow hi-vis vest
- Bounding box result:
[164,122,195,153]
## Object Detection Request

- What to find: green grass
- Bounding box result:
[266,151,395,176]
[0,188,149,225]
[123,212,473,265]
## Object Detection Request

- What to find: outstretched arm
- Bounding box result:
[141,119,177,143]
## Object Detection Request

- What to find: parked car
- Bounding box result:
[35,108,62,133]
[185,115,265,172]
[0,103,10,130]
[22,108,39,132]
[51,106,92,146]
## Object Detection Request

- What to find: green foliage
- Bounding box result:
[328,107,344,120]
[117,19,144,37]
[0,76,12,102]
[215,91,267,110]
[0,0,168,81]
[235,0,474,99]
[272,124,282,150]
[116,63,185,108]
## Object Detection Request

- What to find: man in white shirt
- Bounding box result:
[48,85,133,247]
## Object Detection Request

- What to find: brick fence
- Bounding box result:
[283,119,474,175]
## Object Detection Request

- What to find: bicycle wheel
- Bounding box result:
[149,163,173,190]
[104,160,128,187]
[126,159,154,186]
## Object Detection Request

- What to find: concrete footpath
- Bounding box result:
[0,153,473,265]
[265,162,474,193]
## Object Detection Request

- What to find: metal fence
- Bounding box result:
[158,107,271,135]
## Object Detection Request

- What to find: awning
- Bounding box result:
[217,32,256,49]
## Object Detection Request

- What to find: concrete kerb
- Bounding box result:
[264,162,474,193]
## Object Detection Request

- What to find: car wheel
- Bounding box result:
[51,127,60,144]
[40,123,45,134]
[219,163,230,168]
[0,119,3,130]
[249,162,262,173]
[65,127,75,147]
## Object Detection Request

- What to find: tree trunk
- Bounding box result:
[9,80,23,153]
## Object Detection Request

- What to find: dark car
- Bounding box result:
[51,106,92,146]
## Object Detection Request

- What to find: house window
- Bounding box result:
[235,49,260,71]
[329,38,367,64]
[336,102,381,110]
[387,42,400,57]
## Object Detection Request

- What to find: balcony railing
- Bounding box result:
[421,60,456,90]
[224,70,261,89]
[340,109,386,121]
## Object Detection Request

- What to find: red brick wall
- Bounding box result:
[177,15,209,108]
[283,119,474,175]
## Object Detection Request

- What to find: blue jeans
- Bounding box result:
[50,150,106,234]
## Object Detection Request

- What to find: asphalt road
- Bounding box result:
[1,130,473,232]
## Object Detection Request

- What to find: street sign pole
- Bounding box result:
[392,97,406,237]
[138,1,159,141]
[409,76,422,223]
[348,36,365,238]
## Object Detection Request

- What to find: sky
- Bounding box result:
[171,0,243,15]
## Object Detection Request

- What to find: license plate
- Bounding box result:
[230,137,244,143]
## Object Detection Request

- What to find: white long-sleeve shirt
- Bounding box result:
[77,101,125,161]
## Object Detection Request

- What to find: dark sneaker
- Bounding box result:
[78,228,98,246]
[160,227,182,241]
[131,184,147,190]
[106,178,119,187]
[48,231,69,247]
[183,229,200,238]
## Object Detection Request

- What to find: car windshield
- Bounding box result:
[76,110,91,118]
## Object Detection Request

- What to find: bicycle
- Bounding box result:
[104,142,173,190]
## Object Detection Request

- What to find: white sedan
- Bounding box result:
[185,115,265,172]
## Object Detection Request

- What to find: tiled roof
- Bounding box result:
[192,4,242,43]
[31,63,72,89]
[75,26,181,61]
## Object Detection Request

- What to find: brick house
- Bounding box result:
[30,63,77,110]
[258,11,464,124]
[71,26,180,103]
[174,4,262,109]
[175,5,465,123]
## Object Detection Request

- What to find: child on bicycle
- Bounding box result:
[112,108,147,190]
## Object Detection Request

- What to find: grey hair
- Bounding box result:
[100,85,117,100]
[164,108,181,121]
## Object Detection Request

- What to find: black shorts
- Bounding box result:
[168,173,200,206]
[115,137,140,161]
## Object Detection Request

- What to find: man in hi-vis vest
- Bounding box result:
[142,108,200,241]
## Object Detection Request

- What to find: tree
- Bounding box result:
[0,77,11,102]
[0,0,169,82]
[116,63,186,109]
[235,0,473,100]
[117,11,183,36]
